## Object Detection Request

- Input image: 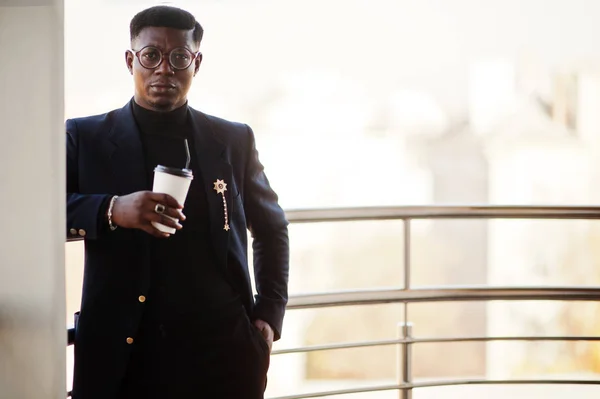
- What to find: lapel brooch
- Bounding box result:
[213,179,230,231]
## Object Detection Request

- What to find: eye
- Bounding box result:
[142,50,159,60]
[172,52,190,61]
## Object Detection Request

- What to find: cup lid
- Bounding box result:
[154,165,193,179]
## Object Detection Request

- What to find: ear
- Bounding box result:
[193,53,202,77]
[125,50,134,75]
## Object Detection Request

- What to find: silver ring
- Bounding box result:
[154,203,166,214]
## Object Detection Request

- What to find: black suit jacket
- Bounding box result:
[67,100,289,399]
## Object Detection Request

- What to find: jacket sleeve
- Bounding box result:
[66,118,111,241]
[243,124,290,341]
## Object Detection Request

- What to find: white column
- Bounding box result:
[0,1,65,398]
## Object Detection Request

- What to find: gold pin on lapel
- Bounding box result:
[213,179,230,231]
[213,179,227,194]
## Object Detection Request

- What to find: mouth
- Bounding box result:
[150,83,176,92]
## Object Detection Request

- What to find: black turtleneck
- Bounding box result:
[132,101,190,185]
[130,99,240,336]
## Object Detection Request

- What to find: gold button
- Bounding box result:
[138,295,146,303]
[78,229,86,237]
[69,228,77,235]
[126,337,134,344]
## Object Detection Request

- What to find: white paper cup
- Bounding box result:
[151,165,193,234]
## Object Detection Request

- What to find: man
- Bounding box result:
[67,5,289,399]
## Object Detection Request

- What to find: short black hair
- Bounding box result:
[130,5,203,47]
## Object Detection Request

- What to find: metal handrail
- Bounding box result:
[65,286,600,346]
[269,379,600,399]
[286,286,600,308]
[280,206,600,398]
[285,205,600,223]
[65,205,600,397]
[65,205,600,243]
[273,335,600,355]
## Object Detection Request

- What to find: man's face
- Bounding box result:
[126,26,202,112]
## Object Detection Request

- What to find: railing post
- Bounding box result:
[397,322,413,399]
[398,218,413,399]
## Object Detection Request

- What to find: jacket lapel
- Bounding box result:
[189,109,233,268]
[106,100,149,194]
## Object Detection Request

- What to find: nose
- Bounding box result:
[154,56,174,76]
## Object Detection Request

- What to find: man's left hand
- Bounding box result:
[253,319,274,353]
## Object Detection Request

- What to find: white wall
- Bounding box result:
[0,1,66,398]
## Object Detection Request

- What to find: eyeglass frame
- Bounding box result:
[128,45,202,71]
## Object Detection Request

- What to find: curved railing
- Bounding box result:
[270,286,600,399]
[66,205,600,398]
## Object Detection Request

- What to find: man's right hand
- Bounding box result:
[110,191,186,238]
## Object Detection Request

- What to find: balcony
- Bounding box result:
[5,1,600,398]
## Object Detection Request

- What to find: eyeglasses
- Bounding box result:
[129,46,201,71]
